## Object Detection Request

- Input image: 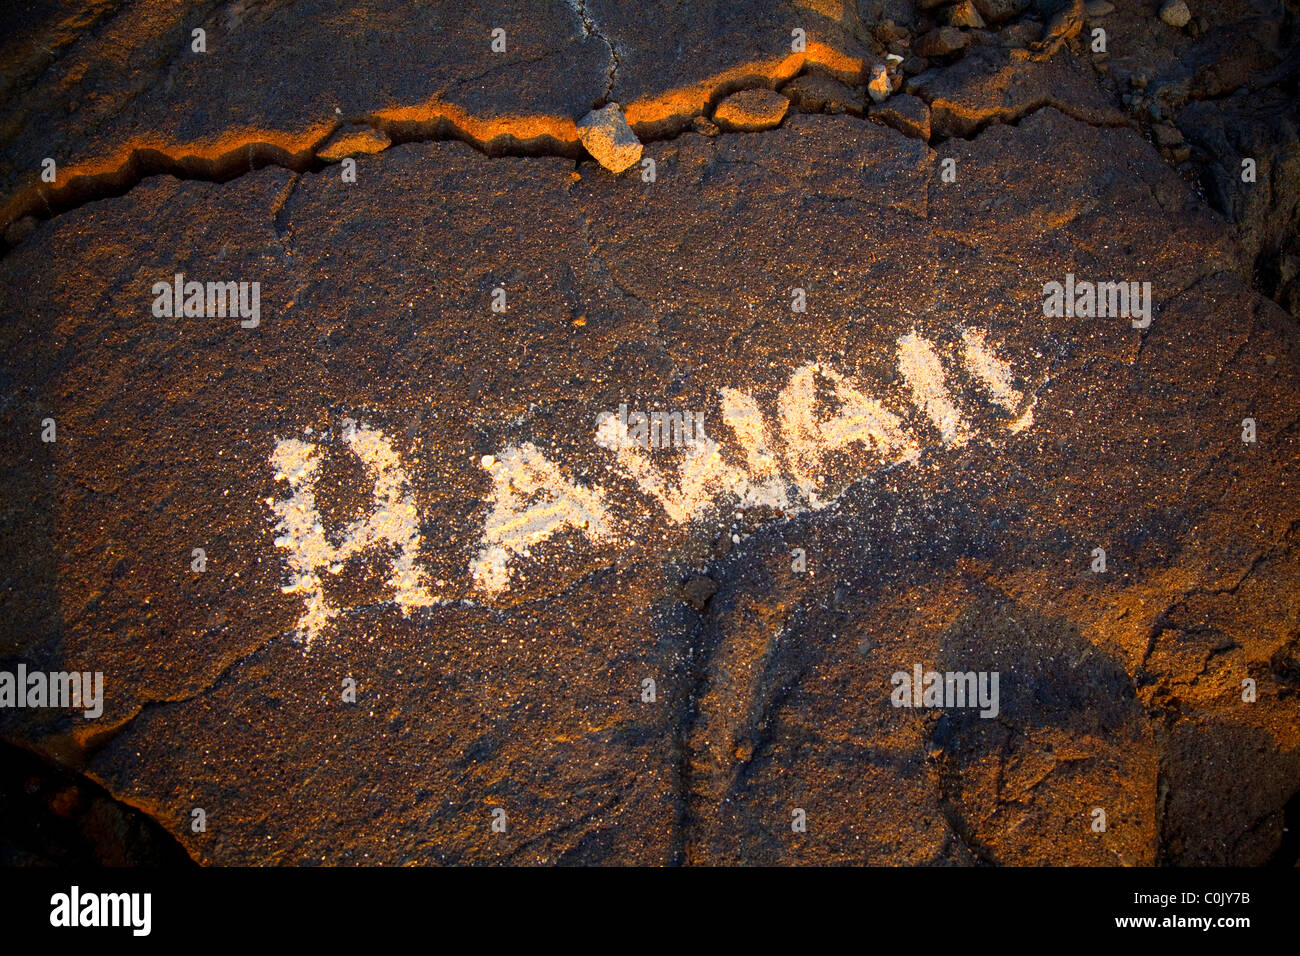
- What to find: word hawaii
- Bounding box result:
[152,272,260,328]
[0,665,103,718]
[268,327,1039,645]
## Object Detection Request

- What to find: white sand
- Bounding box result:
[961,328,1035,433]
[470,442,614,593]
[268,424,439,646]
[898,331,970,446]
[779,362,918,500]
[270,328,1041,604]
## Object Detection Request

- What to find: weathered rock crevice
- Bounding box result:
[565,0,619,107]
[0,737,195,866]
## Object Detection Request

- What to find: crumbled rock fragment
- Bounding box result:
[945,2,987,28]
[577,103,643,173]
[885,53,906,89]
[1153,121,1190,162]
[972,0,1031,24]
[1036,0,1086,54]
[1085,0,1115,15]
[915,27,970,58]
[691,115,722,135]
[870,93,931,141]
[1159,0,1191,27]
[692,115,721,136]
[681,575,718,611]
[318,127,392,162]
[1152,123,1184,148]
[783,73,862,115]
[868,64,892,103]
[713,89,790,132]
[874,20,910,44]
[903,55,929,75]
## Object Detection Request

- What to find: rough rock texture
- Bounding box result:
[577,103,643,173]
[907,46,1127,138]
[1,0,1298,867]
[870,92,931,140]
[915,26,971,58]
[784,72,864,115]
[1087,0,1300,321]
[713,88,792,132]
[867,64,893,102]
[946,2,987,29]
[1160,0,1192,29]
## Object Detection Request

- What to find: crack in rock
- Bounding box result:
[565,0,619,106]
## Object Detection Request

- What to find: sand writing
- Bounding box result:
[269,328,1038,643]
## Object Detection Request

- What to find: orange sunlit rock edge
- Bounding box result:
[1,43,867,241]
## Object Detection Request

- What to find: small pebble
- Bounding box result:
[1159,0,1191,28]
[867,64,892,103]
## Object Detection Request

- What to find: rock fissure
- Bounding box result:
[1,55,1145,254]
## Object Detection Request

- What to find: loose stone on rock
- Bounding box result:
[681,575,718,611]
[318,127,391,162]
[945,2,987,29]
[972,0,1031,24]
[868,64,892,103]
[1159,0,1192,28]
[915,27,970,58]
[692,115,721,136]
[577,103,643,173]
[713,88,790,132]
[783,73,862,115]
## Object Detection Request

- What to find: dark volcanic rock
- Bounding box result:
[914,26,971,59]
[0,0,613,232]
[0,0,875,236]
[681,575,719,612]
[870,92,931,140]
[944,3,987,29]
[907,44,1127,137]
[713,88,792,131]
[783,72,864,115]
[972,0,1031,25]
[0,0,1298,868]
